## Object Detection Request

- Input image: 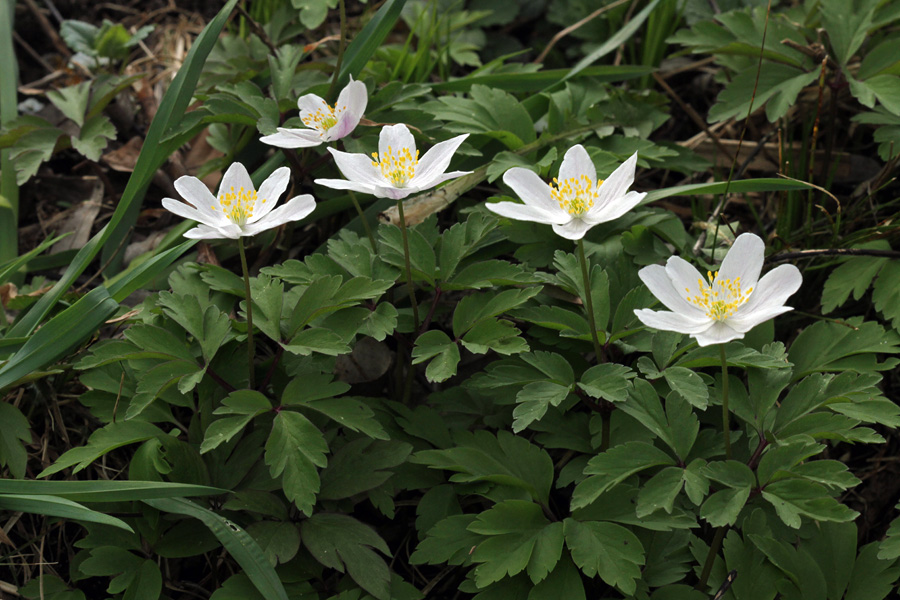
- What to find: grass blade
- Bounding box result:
[145,498,289,600]
[0,0,19,264]
[0,494,133,532]
[641,178,814,204]
[338,0,407,85]
[0,480,224,502]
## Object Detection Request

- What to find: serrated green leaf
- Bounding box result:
[46,81,91,127]
[320,439,410,500]
[699,487,750,527]
[0,402,31,478]
[512,381,572,433]
[577,363,635,403]
[72,114,116,160]
[872,260,900,330]
[572,441,675,510]
[411,330,460,383]
[265,411,327,515]
[663,367,708,409]
[563,518,644,595]
[40,420,165,477]
[636,467,686,517]
[282,327,350,356]
[761,479,858,528]
[410,514,479,566]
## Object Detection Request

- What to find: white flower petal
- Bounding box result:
[327,147,386,186]
[162,197,210,224]
[379,123,416,160]
[260,128,324,148]
[410,169,472,193]
[173,176,222,223]
[692,321,744,346]
[502,167,561,214]
[487,201,569,224]
[249,167,290,223]
[727,305,794,333]
[665,255,708,304]
[372,184,415,200]
[328,78,367,141]
[184,223,240,240]
[586,190,647,224]
[634,308,712,334]
[297,93,329,118]
[730,263,802,323]
[593,152,638,211]
[638,264,708,318]
[243,194,316,235]
[217,162,254,201]
[558,144,597,185]
[410,134,468,188]
[313,177,378,196]
[715,233,765,290]
[551,217,597,240]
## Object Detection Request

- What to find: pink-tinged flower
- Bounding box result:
[486,144,646,240]
[162,162,315,239]
[260,78,367,148]
[314,123,470,200]
[634,233,803,346]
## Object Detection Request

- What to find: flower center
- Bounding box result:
[549,175,601,217]
[371,145,419,187]
[686,270,753,321]
[302,104,341,132]
[213,185,264,226]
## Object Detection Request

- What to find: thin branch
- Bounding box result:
[767,248,900,263]
[533,0,631,64]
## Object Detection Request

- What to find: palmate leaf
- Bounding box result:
[563,518,645,595]
[410,514,480,567]
[571,441,675,510]
[788,317,900,379]
[411,330,460,383]
[301,513,391,600]
[423,85,535,150]
[761,479,858,529]
[40,420,165,477]
[467,501,563,587]
[0,402,30,478]
[412,430,554,504]
[264,411,328,515]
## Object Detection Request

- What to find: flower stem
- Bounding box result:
[577,239,603,360]
[348,189,377,252]
[720,344,731,460]
[397,199,420,330]
[238,237,255,389]
[697,526,727,591]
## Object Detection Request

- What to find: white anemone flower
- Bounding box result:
[162,162,316,239]
[486,144,646,240]
[260,78,367,148]
[634,233,803,346]
[314,123,470,200]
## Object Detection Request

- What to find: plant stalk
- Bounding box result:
[697,526,727,591]
[577,239,604,360]
[720,344,731,460]
[397,199,420,330]
[238,237,255,389]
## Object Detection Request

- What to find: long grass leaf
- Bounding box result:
[145,498,289,600]
[430,65,653,93]
[0,480,224,502]
[0,494,133,532]
[0,233,68,285]
[0,287,119,391]
[338,0,407,85]
[642,178,814,204]
[0,0,19,263]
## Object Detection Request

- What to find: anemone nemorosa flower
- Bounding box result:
[260,78,367,148]
[162,162,316,239]
[486,144,646,240]
[314,123,470,200]
[634,233,803,346]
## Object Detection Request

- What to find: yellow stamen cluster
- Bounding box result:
[549,175,603,217]
[371,145,419,187]
[211,185,264,225]
[686,270,753,321]
[302,103,342,132]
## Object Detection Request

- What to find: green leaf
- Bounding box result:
[122,560,162,600]
[563,518,645,595]
[127,360,200,419]
[467,501,562,587]
[0,494,133,531]
[282,327,350,356]
[246,521,300,566]
[821,253,888,313]
[411,330,460,383]
[320,439,411,500]
[461,318,528,356]
[0,402,30,478]
[337,0,406,87]
[699,487,750,527]
[145,497,288,600]
[571,441,675,510]
[847,542,900,600]
[452,287,542,337]
[410,514,480,566]
[616,379,696,459]
[761,479,859,528]
[0,479,224,502]
[301,513,391,600]
[412,430,554,504]
[872,260,900,330]
[663,367,709,409]
[878,504,900,560]
[577,363,635,403]
[39,420,165,477]
[636,467,686,517]
[46,81,91,127]
[788,318,900,379]
[512,381,572,433]
[424,84,535,149]
[265,411,327,515]
[201,391,272,453]
[71,114,116,160]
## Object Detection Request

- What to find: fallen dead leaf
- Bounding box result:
[335,336,393,384]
